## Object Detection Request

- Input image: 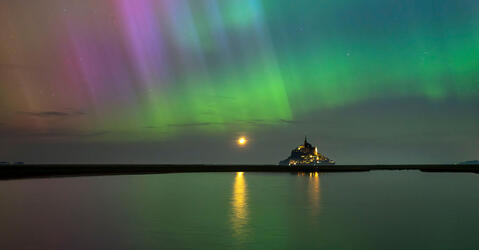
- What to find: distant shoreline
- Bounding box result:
[0,164,477,180]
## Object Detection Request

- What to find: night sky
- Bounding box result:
[1,0,478,164]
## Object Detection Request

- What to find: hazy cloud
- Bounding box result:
[19,111,69,117]
[168,122,215,127]
[31,131,108,137]
[279,119,307,124]
[18,110,86,118]
[71,111,87,115]
[163,120,271,128]
[0,127,108,138]
[28,129,109,138]
[167,121,250,127]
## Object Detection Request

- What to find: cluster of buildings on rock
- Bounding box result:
[279,137,335,166]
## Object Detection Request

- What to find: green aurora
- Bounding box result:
[0,0,478,163]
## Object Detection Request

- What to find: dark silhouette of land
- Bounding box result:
[0,164,477,180]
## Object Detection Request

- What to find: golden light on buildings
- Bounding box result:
[237,136,248,146]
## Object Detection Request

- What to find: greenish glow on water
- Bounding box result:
[0,172,478,249]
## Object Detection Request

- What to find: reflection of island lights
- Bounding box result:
[298,172,321,217]
[309,172,320,217]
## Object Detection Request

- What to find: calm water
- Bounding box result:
[0,171,478,250]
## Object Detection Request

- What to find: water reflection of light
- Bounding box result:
[309,172,320,216]
[231,172,248,240]
[298,172,321,217]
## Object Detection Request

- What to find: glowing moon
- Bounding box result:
[237,136,247,146]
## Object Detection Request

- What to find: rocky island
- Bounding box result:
[279,137,335,166]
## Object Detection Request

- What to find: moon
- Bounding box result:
[237,136,248,146]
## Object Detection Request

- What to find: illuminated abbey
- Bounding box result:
[279,137,335,166]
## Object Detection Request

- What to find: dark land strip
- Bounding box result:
[0,164,477,180]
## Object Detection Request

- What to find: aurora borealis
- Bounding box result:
[1,0,478,164]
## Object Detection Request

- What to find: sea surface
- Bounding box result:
[0,171,478,250]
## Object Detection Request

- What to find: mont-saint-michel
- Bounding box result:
[279,137,335,166]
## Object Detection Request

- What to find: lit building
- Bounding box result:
[279,137,335,166]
